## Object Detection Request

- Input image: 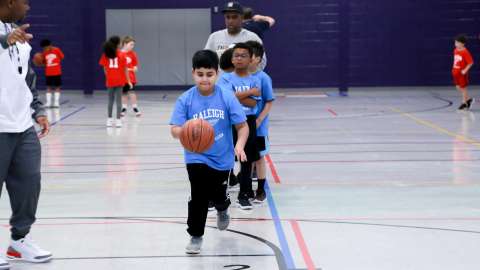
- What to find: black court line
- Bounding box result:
[53,254,275,261]
[14,216,480,235]
[5,217,287,270]
[41,166,185,174]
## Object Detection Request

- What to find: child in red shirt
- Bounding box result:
[99,36,132,128]
[452,35,475,110]
[121,36,142,117]
[40,39,64,108]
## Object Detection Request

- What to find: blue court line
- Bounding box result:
[265,180,296,269]
[50,106,86,127]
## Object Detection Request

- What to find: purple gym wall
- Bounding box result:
[27,0,480,92]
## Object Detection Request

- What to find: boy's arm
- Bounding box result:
[234,122,249,162]
[252,15,276,27]
[256,100,273,127]
[171,126,182,139]
[235,88,261,99]
[239,97,257,108]
[462,63,474,75]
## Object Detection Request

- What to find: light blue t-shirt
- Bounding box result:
[252,71,275,137]
[170,85,247,171]
[217,72,261,116]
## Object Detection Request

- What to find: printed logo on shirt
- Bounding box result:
[46,54,58,67]
[192,108,225,121]
[126,56,132,65]
[454,55,463,69]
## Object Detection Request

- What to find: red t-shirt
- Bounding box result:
[99,51,128,88]
[453,48,473,73]
[43,47,64,76]
[124,50,139,84]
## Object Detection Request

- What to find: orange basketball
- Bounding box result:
[32,52,44,67]
[180,118,215,153]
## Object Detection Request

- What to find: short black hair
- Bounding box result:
[245,40,264,60]
[192,50,219,71]
[40,39,51,48]
[243,7,254,20]
[455,34,467,44]
[103,36,121,59]
[233,42,253,57]
[220,48,234,70]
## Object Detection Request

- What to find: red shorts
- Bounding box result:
[452,70,469,88]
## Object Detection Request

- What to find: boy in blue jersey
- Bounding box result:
[246,41,275,203]
[170,50,249,254]
[218,43,261,210]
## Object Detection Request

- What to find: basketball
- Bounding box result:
[180,118,215,153]
[32,52,44,67]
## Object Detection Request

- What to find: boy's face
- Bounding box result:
[455,40,465,49]
[192,68,218,92]
[232,48,252,70]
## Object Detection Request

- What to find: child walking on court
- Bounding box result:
[218,43,261,210]
[99,36,132,127]
[121,36,142,117]
[170,50,249,254]
[452,35,474,110]
[40,39,64,108]
[246,40,275,203]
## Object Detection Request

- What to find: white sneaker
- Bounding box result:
[106,118,114,127]
[0,257,10,270]
[185,237,203,255]
[7,237,52,263]
[115,119,123,128]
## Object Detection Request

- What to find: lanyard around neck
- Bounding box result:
[3,23,23,75]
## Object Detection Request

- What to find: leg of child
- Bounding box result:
[45,87,52,107]
[107,88,115,118]
[457,85,469,103]
[186,164,210,237]
[255,157,267,192]
[211,169,231,211]
[54,87,61,107]
[115,87,123,119]
[239,160,253,198]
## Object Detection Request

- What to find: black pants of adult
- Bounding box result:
[186,164,230,237]
[233,115,260,199]
[0,127,41,240]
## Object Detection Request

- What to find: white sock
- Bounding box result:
[45,93,52,106]
[133,104,138,109]
[54,92,60,105]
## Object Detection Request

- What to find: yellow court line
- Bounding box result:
[391,108,480,148]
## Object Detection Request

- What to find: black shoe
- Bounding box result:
[466,98,475,110]
[458,103,467,110]
[253,190,267,204]
[208,201,215,212]
[133,107,142,117]
[236,197,253,210]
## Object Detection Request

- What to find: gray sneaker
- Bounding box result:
[186,237,203,255]
[217,210,230,231]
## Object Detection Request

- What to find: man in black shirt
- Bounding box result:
[242,7,275,40]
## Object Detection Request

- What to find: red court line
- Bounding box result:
[327,108,338,116]
[290,220,316,270]
[265,154,281,184]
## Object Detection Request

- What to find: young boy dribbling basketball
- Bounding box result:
[453,35,475,110]
[170,50,249,254]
